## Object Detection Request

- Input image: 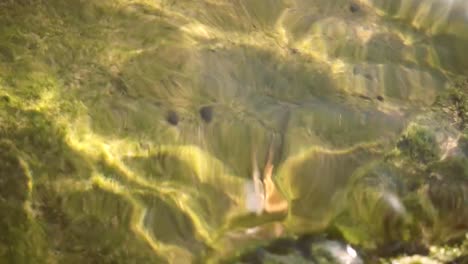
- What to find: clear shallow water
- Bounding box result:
[0,0,467,263]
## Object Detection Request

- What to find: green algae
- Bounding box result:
[397,125,441,164]
[0,0,467,263]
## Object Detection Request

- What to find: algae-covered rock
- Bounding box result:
[0,0,467,263]
[397,125,441,164]
[224,234,363,264]
[0,140,48,263]
[336,162,415,248]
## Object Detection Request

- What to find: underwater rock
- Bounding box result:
[349,3,360,13]
[424,158,468,242]
[166,110,179,126]
[1,0,467,262]
[336,162,415,248]
[397,125,441,164]
[276,143,383,232]
[229,233,363,264]
[200,105,214,123]
[0,140,45,262]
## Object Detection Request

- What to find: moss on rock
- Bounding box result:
[397,125,441,164]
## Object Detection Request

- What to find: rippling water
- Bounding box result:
[0,0,467,263]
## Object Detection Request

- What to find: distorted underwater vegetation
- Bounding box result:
[0,0,467,263]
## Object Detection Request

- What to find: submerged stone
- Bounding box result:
[397,125,440,164]
[199,105,213,123]
[166,110,179,126]
[0,0,467,262]
[229,234,363,264]
[349,3,360,13]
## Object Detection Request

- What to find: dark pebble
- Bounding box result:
[349,3,360,13]
[166,110,179,126]
[199,106,213,123]
[376,95,384,102]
